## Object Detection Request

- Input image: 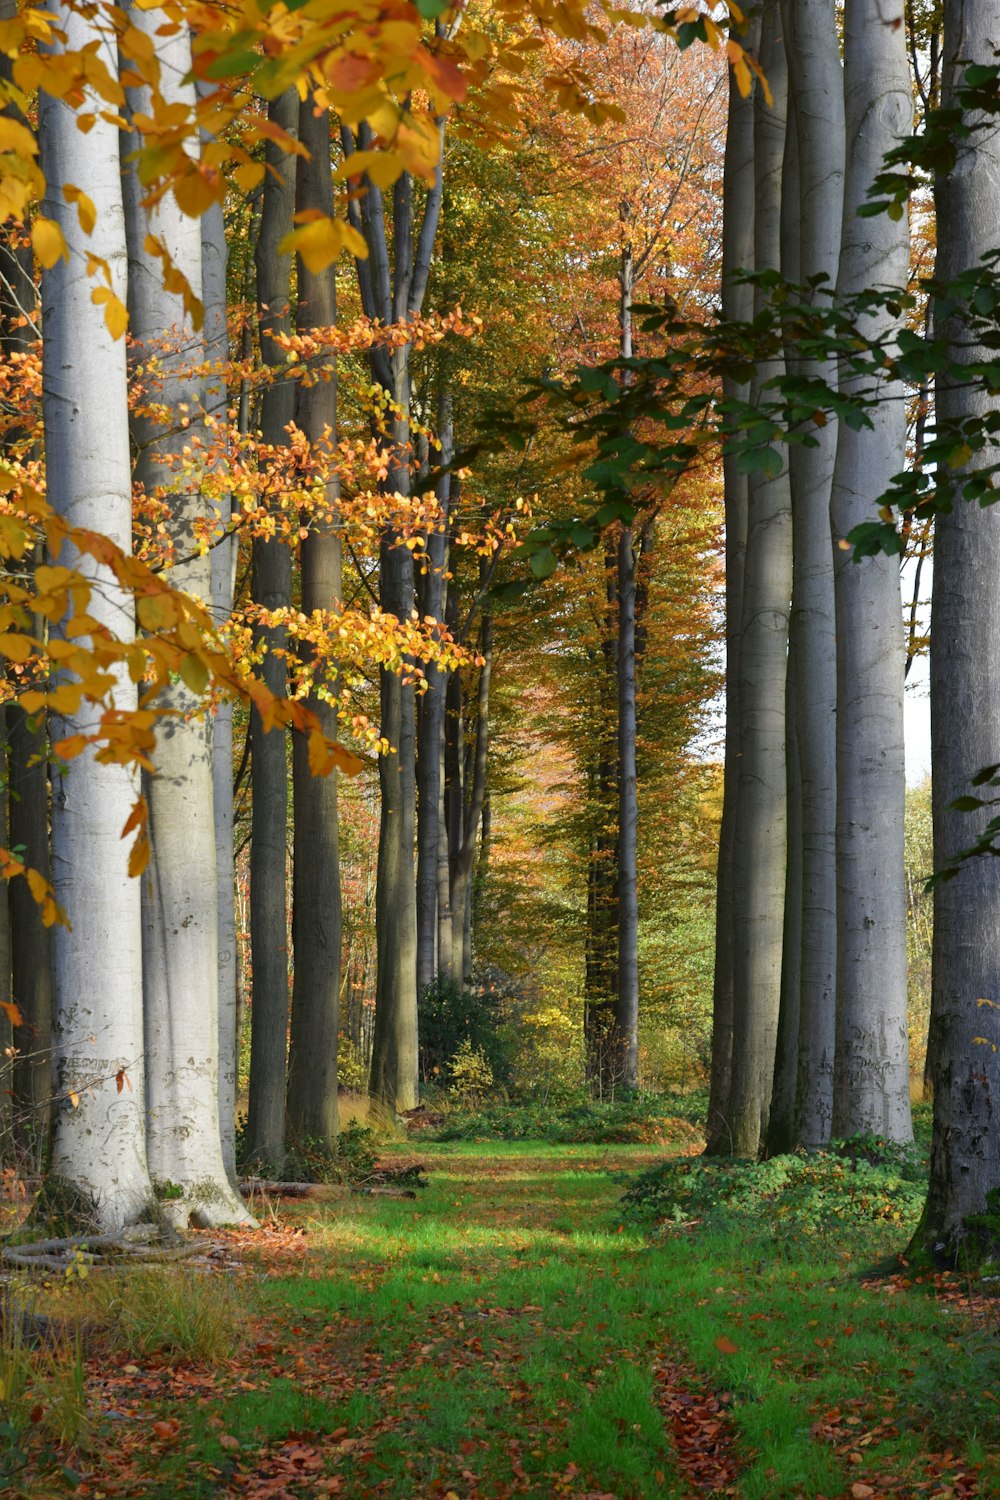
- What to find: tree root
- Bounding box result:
[1,1228,218,1273]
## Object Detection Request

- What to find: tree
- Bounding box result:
[726,0,792,1157]
[286,98,343,1154]
[123,7,249,1226]
[920,0,1000,1259]
[38,0,154,1230]
[829,0,913,1143]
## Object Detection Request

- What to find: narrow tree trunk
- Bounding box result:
[246,91,297,1170]
[706,15,758,1153]
[123,7,249,1226]
[450,616,492,988]
[416,394,453,993]
[728,0,792,1157]
[201,135,240,1182]
[782,0,844,1150]
[9,705,53,1148]
[830,0,913,1142]
[920,0,1000,1257]
[287,98,342,1152]
[40,8,153,1227]
[615,241,640,1091]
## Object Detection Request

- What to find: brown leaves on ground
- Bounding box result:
[652,1358,740,1495]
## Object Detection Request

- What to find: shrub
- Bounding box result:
[622,1134,928,1250]
[419,975,514,1088]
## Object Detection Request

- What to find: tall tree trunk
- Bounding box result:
[728,0,792,1157]
[201,108,240,1182]
[40,6,153,1228]
[123,7,249,1226]
[246,90,297,1169]
[416,393,453,995]
[707,14,758,1153]
[920,0,1000,1257]
[287,98,342,1152]
[781,0,844,1150]
[615,243,640,1091]
[345,116,444,1110]
[830,0,913,1142]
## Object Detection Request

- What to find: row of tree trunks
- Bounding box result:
[710,0,914,1159]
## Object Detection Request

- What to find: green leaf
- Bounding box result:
[529,547,558,580]
[951,796,986,811]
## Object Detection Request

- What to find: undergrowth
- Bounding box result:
[428,1090,706,1146]
[622,1132,928,1253]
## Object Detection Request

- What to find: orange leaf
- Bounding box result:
[0,998,24,1027]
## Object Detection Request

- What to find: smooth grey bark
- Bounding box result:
[769,643,803,1154]
[707,19,757,1153]
[246,90,297,1169]
[40,8,154,1228]
[830,0,913,1142]
[200,113,240,1182]
[123,8,249,1227]
[921,0,1000,1258]
[728,0,792,1158]
[781,0,844,1148]
[287,98,342,1152]
[0,710,10,1156]
[344,117,444,1109]
[416,395,453,994]
[9,706,53,1143]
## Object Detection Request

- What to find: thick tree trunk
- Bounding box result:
[728,0,792,1157]
[768,645,802,1155]
[920,0,1000,1258]
[123,9,250,1227]
[287,98,342,1152]
[706,16,757,1152]
[779,0,844,1150]
[246,91,297,1169]
[416,397,453,995]
[40,9,154,1228]
[830,0,913,1142]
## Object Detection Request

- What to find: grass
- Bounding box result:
[1,1102,996,1497]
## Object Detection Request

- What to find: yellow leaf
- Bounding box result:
[91,286,129,339]
[68,1090,79,1109]
[179,652,209,696]
[136,592,181,631]
[64,182,97,234]
[31,215,68,268]
[0,115,36,158]
[53,733,89,761]
[0,631,36,661]
[0,998,24,1027]
[279,215,368,274]
[127,833,150,878]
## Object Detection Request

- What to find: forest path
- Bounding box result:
[70,1140,987,1500]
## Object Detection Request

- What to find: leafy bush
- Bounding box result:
[282,1120,380,1186]
[430,1091,706,1146]
[419,975,514,1088]
[622,1134,928,1248]
[448,1040,495,1106]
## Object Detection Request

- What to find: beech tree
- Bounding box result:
[921,0,1000,1258]
[39,0,154,1229]
[829,0,913,1143]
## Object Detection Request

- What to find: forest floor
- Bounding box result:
[3,1128,999,1499]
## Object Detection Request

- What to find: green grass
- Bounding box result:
[9,1112,998,1497]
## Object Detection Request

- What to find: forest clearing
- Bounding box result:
[5,0,1000,1493]
[1,1106,995,1498]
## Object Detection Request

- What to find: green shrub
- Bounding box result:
[418,975,514,1088]
[430,1091,705,1146]
[622,1134,928,1250]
